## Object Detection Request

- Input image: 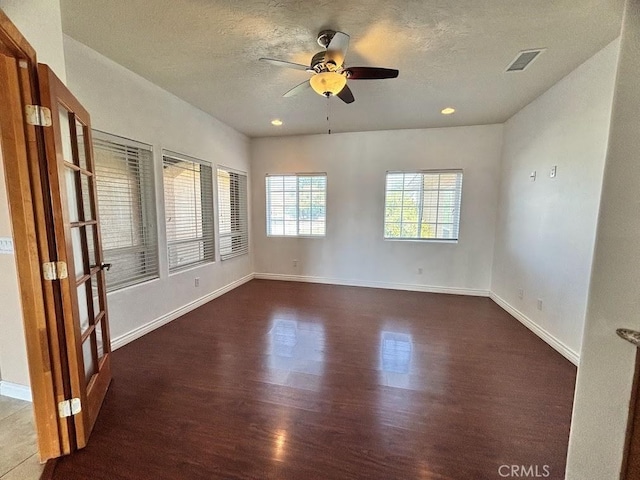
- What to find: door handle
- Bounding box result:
[616,329,640,347]
[100,262,112,272]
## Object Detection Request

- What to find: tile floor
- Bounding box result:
[0,396,44,480]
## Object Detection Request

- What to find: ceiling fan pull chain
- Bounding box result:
[327,95,331,135]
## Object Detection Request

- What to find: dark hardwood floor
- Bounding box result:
[47,280,576,480]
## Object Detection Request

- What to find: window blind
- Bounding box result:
[266,174,326,236]
[163,151,215,271]
[217,167,249,260]
[92,131,158,291]
[384,170,463,241]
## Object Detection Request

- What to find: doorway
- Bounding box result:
[0,9,112,463]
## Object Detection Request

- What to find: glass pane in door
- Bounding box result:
[58,105,73,163]
[75,119,88,170]
[82,336,96,386]
[91,274,101,318]
[96,320,105,361]
[77,281,90,334]
[81,174,93,220]
[71,227,86,279]
[86,225,97,268]
[65,168,80,222]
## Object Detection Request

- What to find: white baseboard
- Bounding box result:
[0,381,32,402]
[1,274,254,403]
[253,274,577,364]
[0,276,576,407]
[111,273,255,350]
[490,292,580,365]
[253,273,490,297]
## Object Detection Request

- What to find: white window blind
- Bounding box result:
[162,151,215,272]
[92,131,158,291]
[266,174,326,236]
[217,167,249,260]
[384,170,463,241]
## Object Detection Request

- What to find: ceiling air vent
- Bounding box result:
[506,49,545,72]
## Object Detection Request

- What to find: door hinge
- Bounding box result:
[25,104,52,127]
[58,398,82,418]
[43,261,68,280]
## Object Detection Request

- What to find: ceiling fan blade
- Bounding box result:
[345,67,399,80]
[337,84,355,104]
[260,58,309,71]
[325,31,350,67]
[283,80,311,97]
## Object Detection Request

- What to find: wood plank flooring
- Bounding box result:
[46,280,576,480]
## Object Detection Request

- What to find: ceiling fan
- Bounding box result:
[259,30,399,104]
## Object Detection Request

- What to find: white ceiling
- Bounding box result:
[60,0,624,138]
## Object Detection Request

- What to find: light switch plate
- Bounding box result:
[0,237,14,254]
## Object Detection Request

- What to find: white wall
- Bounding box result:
[251,125,503,294]
[566,0,640,477]
[0,0,67,387]
[63,35,253,344]
[491,39,620,362]
[0,0,66,81]
[0,149,30,387]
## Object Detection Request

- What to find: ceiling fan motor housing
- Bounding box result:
[316,30,336,48]
[311,51,340,73]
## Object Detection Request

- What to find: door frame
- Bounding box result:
[622,352,640,478]
[0,9,71,461]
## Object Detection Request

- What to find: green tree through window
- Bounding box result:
[384,171,463,241]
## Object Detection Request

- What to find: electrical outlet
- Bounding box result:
[0,237,14,254]
[194,277,200,287]
[417,267,423,275]
[518,289,524,300]
[530,171,537,182]
[550,165,557,178]
[292,259,298,267]
[537,299,543,311]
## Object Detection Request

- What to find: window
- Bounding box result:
[266,174,326,236]
[92,131,158,291]
[162,151,214,271]
[217,167,249,259]
[384,170,463,241]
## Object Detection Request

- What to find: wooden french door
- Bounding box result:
[623,350,640,478]
[37,64,112,449]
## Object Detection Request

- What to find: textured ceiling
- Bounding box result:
[60,0,624,138]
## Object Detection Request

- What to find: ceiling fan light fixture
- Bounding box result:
[310,72,347,97]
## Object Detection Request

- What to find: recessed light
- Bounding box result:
[441,107,456,115]
[271,119,283,126]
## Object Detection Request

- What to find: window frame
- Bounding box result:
[162,149,215,273]
[265,172,327,238]
[92,129,159,292]
[383,169,463,243]
[216,165,249,260]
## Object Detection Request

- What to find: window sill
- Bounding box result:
[266,235,326,239]
[168,260,215,276]
[383,238,459,244]
[221,250,249,261]
[106,275,161,296]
